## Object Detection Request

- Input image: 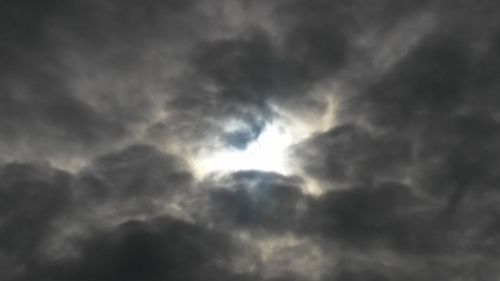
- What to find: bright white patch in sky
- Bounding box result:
[198,122,293,175]
[193,100,337,184]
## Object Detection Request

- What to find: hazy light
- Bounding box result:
[198,122,293,175]
[193,100,337,189]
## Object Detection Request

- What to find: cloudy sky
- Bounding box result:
[2,0,500,280]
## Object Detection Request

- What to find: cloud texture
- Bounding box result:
[2,0,500,280]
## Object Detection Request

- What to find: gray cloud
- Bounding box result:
[293,124,412,188]
[0,162,72,279]
[11,216,252,281]
[3,0,500,280]
[0,0,207,163]
[197,171,307,232]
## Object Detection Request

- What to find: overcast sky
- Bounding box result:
[2,0,500,280]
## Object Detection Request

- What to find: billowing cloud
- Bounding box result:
[0,163,71,279]
[24,217,246,281]
[2,0,500,280]
[197,171,307,231]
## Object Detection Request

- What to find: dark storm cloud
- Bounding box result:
[3,0,500,280]
[304,182,442,252]
[73,144,193,221]
[148,31,281,150]
[0,162,72,280]
[152,18,349,148]
[76,145,192,202]
[343,34,472,131]
[287,1,500,278]
[0,0,206,161]
[187,23,345,102]
[0,146,256,281]
[274,0,351,78]
[197,171,307,231]
[293,124,412,187]
[23,216,250,281]
[330,17,500,214]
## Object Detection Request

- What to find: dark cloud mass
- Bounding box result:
[30,217,243,281]
[2,0,500,280]
[198,171,307,232]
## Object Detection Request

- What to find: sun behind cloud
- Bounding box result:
[197,121,293,175]
[193,99,337,180]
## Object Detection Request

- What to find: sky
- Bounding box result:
[1,0,500,280]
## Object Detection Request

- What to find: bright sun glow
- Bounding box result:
[198,123,293,175]
[193,100,337,179]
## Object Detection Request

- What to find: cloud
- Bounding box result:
[303,182,441,252]
[3,0,500,280]
[0,148,253,281]
[76,145,192,201]
[0,0,207,163]
[0,162,72,279]
[150,8,350,150]
[293,124,411,188]
[73,145,193,223]
[197,171,307,231]
[11,216,255,281]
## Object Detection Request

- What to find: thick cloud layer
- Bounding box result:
[2,0,500,280]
